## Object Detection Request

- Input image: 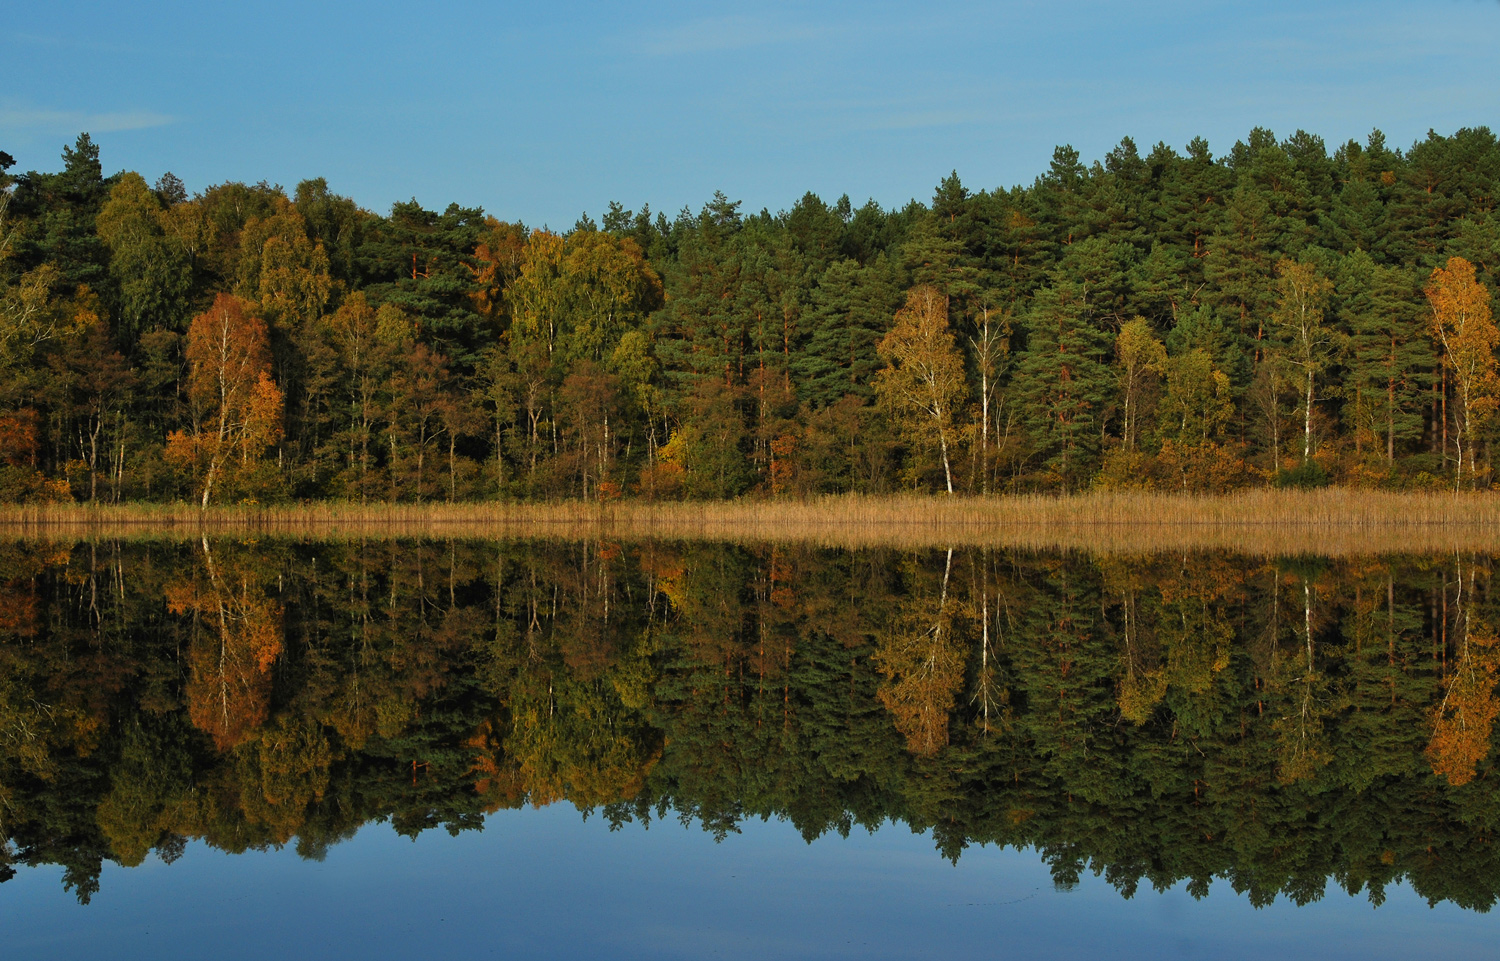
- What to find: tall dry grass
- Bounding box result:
[5,490,1500,555]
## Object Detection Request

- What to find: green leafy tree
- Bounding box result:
[94,172,192,341]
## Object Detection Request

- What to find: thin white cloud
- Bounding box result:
[0,108,175,134]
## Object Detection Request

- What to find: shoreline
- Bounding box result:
[4,490,1500,554]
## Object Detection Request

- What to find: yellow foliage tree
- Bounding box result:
[873,554,966,755]
[1115,316,1165,451]
[1269,259,1335,466]
[875,286,969,493]
[235,197,331,328]
[506,228,662,363]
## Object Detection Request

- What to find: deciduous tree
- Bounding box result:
[165,294,283,506]
[1426,256,1498,488]
[875,286,968,493]
[1269,259,1335,466]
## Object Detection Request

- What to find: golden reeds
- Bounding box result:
[5,490,1500,555]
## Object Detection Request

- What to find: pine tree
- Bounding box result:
[1013,280,1113,490]
[792,256,899,408]
[1337,251,1433,463]
[8,133,114,296]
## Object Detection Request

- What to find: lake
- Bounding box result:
[2,537,1497,958]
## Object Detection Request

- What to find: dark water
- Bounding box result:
[3,539,1499,958]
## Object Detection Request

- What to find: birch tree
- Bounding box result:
[1115,317,1165,451]
[875,285,968,493]
[1426,257,1498,489]
[165,294,284,506]
[1269,259,1335,466]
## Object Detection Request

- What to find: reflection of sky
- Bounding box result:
[6,805,1495,960]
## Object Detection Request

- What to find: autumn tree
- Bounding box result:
[507,227,661,364]
[1115,316,1165,451]
[1427,560,1500,786]
[385,343,452,503]
[558,229,662,362]
[1426,256,1498,488]
[0,263,70,373]
[1158,349,1234,445]
[875,286,968,493]
[165,294,284,505]
[235,196,333,329]
[171,541,284,750]
[1268,259,1335,466]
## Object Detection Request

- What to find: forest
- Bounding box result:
[2,539,1499,909]
[2,126,1500,504]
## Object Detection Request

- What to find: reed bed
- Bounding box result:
[5,490,1500,555]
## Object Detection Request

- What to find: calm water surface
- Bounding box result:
[2,539,1497,958]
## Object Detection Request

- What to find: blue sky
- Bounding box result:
[4,1,1499,228]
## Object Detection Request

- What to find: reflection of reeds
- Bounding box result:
[5,491,1500,555]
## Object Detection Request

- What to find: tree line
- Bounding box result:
[3,126,1500,503]
[2,539,1499,908]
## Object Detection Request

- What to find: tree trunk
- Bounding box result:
[1303,369,1314,464]
[88,419,100,503]
[1270,382,1279,474]
[1387,375,1395,463]
[937,419,954,494]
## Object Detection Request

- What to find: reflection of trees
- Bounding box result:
[170,539,282,750]
[1269,572,1334,784]
[968,550,1014,735]
[1105,555,1241,731]
[235,715,333,843]
[13,541,1500,912]
[486,541,659,809]
[94,715,193,867]
[1427,557,1500,786]
[1114,578,1164,725]
[874,551,966,756]
[0,545,105,783]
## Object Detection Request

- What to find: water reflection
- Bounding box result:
[1,539,1497,910]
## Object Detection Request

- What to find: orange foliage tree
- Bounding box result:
[1427,563,1500,786]
[164,294,284,505]
[171,541,283,750]
[1426,256,1498,489]
[1426,631,1500,786]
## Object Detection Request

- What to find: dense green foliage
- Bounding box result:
[3,127,1500,501]
[2,539,1498,910]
